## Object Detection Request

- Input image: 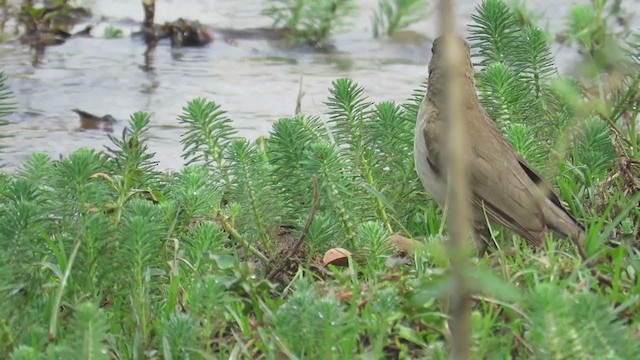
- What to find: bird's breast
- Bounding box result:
[414,107,447,206]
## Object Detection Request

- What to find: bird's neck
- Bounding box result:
[426,70,481,111]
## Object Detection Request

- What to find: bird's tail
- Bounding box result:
[543,198,612,286]
[542,197,589,261]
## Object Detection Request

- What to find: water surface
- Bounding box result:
[0,0,634,170]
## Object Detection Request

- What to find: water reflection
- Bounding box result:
[142,40,157,73]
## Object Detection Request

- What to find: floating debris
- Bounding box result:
[18,3,92,47]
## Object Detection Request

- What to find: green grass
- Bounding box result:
[1,0,639,358]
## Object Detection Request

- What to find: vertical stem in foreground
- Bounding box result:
[142,0,155,31]
[439,0,472,359]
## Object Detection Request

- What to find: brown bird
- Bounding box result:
[73,109,117,133]
[414,35,589,260]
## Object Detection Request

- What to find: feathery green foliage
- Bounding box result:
[274,276,354,357]
[178,98,236,184]
[105,112,159,185]
[165,164,221,230]
[364,100,425,226]
[571,117,616,182]
[160,313,201,359]
[469,0,521,67]
[561,0,633,75]
[469,0,563,168]
[527,284,640,359]
[118,199,166,349]
[476,63,532,127]
[302,140,361,246]
[226,138,282,250]
[267,115,328,217]
[67,303,111,360]
[504,123,547,165]
[356,221,393,273]
[104,25,123,39]
[326,78,395,231]
[325,78,373,159]
[513,26,556,97]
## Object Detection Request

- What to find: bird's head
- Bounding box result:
[428,34,474,76]
[102,115,117,124]
[425,34,479,105]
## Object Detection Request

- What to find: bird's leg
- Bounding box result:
[472,222,492,258]
[573,231,591,265]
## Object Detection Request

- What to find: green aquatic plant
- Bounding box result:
[263,0,356,47]
[104,25,123,39]
[19,1,90,35]
[371,0,429,38]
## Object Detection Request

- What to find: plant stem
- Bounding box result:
[440,0,472,358]
[217,213,269,265]
[244,167,271,250]
[323,170,356,246]
[49,239,82,342]
[267,176,319,280]
[362,157,393,233]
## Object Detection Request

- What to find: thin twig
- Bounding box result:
[217,213,269,265]
[267,176,320,280]
[596,109,634,147]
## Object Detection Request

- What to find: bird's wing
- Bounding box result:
[515,156,574,218]
[468,114,547,246]
[515,155,585,236]
[419,99,446,178]
[419,102,549,246]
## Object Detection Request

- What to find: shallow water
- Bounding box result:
[0,0,635,171]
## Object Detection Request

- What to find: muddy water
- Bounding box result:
[0,0,631,171]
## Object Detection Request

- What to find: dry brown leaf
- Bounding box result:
[322,247,352,267]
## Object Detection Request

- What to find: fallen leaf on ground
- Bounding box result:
[323,247,352,267]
